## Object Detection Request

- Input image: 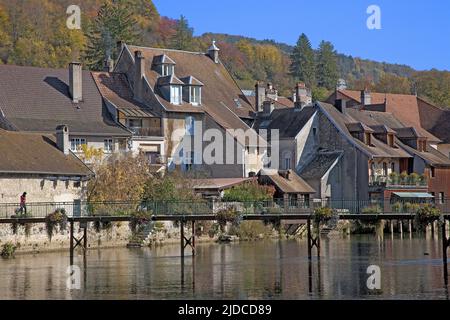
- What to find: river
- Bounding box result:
[0,235,448,299]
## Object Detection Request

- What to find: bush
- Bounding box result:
[234,221,270,241]
[1,242,17,258]
[129,211,152,234]
[313,207,334,224]
[215,208,240,231]
[222,181,275,202]
[415,205,441,231]
[45,208,68,241]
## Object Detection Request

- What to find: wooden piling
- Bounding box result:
[180,220,185,259]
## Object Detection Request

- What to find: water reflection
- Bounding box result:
[0,235,448,300]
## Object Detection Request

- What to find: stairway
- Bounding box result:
[127,222,155,248]
[320,212,340,235]
[284,223,307,237]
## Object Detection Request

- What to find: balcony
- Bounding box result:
[130,127,162,137]
[369,173,427,189]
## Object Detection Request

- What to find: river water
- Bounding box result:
[0,235,448,300]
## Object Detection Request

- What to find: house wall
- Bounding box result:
[295,112,319,170]
[437,144,450,159]
[316,110,370,201]
[369,158,400,177]
[425,167,450,199]
[0,175,86,205]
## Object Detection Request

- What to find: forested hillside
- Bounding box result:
[1,0,449,107]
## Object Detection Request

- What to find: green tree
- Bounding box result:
[171,15,194,51]
[289,33,316,87]
[316,40,339,90]
[84,0,140,70]
[375,73,411,94]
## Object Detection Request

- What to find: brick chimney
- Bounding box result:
[266,82,278,101]
[361,88,371,106]
[263,100,274,115]
[294,82,312,109]
[208,40,220,63]
[255,81,266,112]
[56,125,70,155]
[134,51,145,102]
[69,62,82,103]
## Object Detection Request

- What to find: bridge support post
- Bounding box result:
[442,219,449,285]
[69,220,88,265]
[180,219,196,259]
[307,218,320,260]
[70,221,74,265]
[180,220,185,260]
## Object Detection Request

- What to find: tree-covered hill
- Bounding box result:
[1,0,449,107]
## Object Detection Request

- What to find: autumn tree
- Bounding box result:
[316,40,339,90]
[289,33,316,87]
[84,0,140,70]
[170,15,194,51]
[143,170,201,202]
[374,73,411,94]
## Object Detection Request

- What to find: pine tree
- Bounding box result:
[171,15,194,51]
[316,40,339,90]
[289,33,316,87]
[84,1,139,70]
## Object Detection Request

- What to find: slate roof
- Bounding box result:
[0,64,130,137]
[180,76,204,86]
[253,106,316,138]
[92,72,158,118]
[0,129,93,177]
[299,152,342,180]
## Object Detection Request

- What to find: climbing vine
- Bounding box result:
[45,208,68,241]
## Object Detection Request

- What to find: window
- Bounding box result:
[364,132,372,146]
[439,192,445,204]
[73,181,81,188]
[128,119,142,128]
[104,139,113,153]
[162,64,173,76]
[170,85,182,105]
[284,157,291,170]
[70,138,86,152]
[430,166,435,178]
[383,162,388,176]
[313,128,317,136]
[190,86,201,105]
[391,162,395,173]
[185,116,195,135]
[387,133,394,147]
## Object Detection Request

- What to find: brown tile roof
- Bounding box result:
[0,64,130,137]
[317,102,412,159]
[157,74,184,86]
[92,72,158,118]
[0,129,93,177]
[126,45,255,129]
[192,177,254,190]
[152,54,176,65]
[346,122,374,133]
[260,169,315,194]
[337,89,422,128]
[180,76,204,86]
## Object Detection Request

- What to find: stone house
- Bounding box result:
[112,41,264,178]
[0,63,132,161]
[0,127,93,213]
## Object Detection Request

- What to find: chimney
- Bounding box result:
[207,40,220,63]
[56,125,70,155]
[103,55,114,72]
[266,82,278,101]
[134,50,145,102]
[335,99,347,114]
[263,100,274,115]
[255,81,266,112]
[294,82,312,109]
[361,88,371,106]
[69,62,82,103]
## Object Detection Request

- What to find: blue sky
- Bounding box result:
[153,0,450,71]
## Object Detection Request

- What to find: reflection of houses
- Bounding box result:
[114,42,264,178]
[92,72,164,166]
[0,64,131,159]
[0,127,92,205]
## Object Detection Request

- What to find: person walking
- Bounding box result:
[20,192,27,215]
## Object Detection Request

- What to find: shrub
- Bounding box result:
[389,172,399,184]
[409,172,420,185]
[45,208,68,241]
[1,242,17,258]
[215,208,239,231]
[129,211,152,234]
[313,207,334,224]
[415,204,441,231]
[222,181,275,202]
[234,221,270,241]
[392,202,403,213]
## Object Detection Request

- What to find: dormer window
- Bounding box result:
[387,133,394,147]
[162,64,174,76]
[364,132,372,146]
[170,85,182,105]
[152,54,176,76]
[181,76,204,106]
